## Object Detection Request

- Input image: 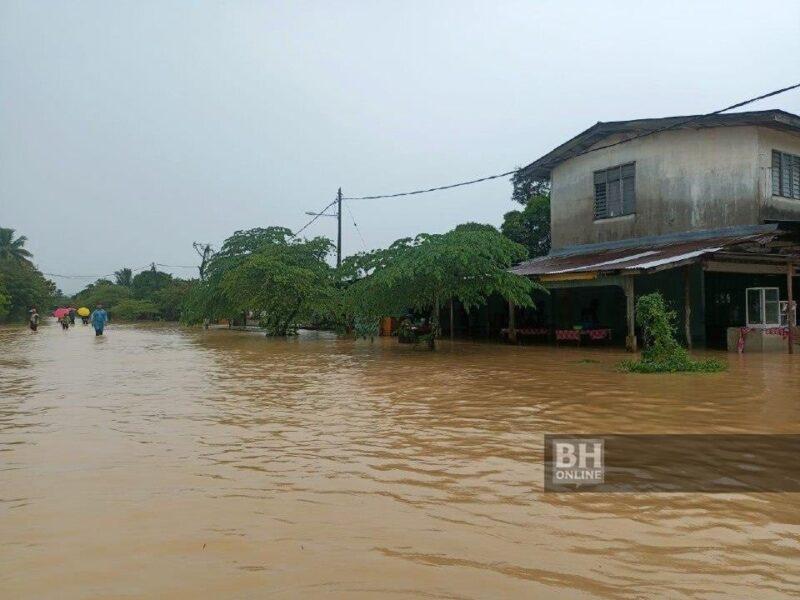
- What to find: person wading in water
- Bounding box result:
[90,304,108,336]
[29,308,39,332]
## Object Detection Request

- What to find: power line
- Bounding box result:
[343,170,518,200]
[41,263,190,280]
[292,198,338,238]
[344,201,367,249]
[574,81,800,158]
[342,81,800,201]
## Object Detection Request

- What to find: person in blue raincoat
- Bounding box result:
[90,304,108,336]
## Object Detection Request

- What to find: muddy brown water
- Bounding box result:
[1,321,799,599]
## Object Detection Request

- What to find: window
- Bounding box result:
[594,163,635,219]
[746,287,781,327]
[772,150,800,199]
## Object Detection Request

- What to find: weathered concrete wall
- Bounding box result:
[551,126,765,249]
[757,127,800,222]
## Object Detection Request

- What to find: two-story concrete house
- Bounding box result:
[508,109,800,352]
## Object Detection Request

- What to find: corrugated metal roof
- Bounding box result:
[521,110,800,180]
[510,230,780,277]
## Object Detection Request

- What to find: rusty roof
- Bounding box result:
[521,110,800,180]
[510,226,783,277]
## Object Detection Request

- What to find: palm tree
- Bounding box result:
[114,268,133,287]
[0,228,33,264]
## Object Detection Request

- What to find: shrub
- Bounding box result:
[620,292,725,374]
[112,299,160,321]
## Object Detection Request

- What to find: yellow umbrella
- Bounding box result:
[77,307,90,317]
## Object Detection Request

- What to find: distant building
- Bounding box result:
[508,110,799,352]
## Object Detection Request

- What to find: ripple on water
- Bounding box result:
[1,323,800,598]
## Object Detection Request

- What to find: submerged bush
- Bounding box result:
[620,293,725,374]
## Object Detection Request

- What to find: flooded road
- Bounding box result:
[2,322,800,599]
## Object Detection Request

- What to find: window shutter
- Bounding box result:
[772,150,781,196]
[594,171,608,219]
[621,163,636,214]
[606,167,621,217]
[792,153,800,199]
[781,152,793,197]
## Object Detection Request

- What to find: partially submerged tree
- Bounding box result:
[621,293,725,373]
[344,223,541,347]
[0,228,56,322]
[182,227,337,335]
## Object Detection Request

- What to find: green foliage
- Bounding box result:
[131,267,172,299]
[0,228,33,264]
[114,268,133,287]
[342,224,542,347]
[353,316,380,340]
[0,277,10,321]
[182,226,337,336]
[73,282,131,310]
[0,228,56,322]
[0,257,56,322]
[72,266,191,322]
[112,299,160,321]
[620,293,725,374]
[501,194,551,257]
[510,172,550,206]
[152,280,195,321]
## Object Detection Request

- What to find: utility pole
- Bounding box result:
[303,190,343,267]
[337,187,343,268]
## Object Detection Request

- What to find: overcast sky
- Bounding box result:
[2,1,799,293]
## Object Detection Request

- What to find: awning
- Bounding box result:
[510,225,784,278]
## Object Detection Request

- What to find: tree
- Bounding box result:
[0,228,33,264]
[0,261,55,321]
[344,223,542,347]
[510,171,550,206]
[131,266,172,299]
[114,268,133,287]
[501,194,551,257]
[152,279,195,321]
[72,282,131,310]
[620,293,724,373]
[112,299,160,321]
[181,227,337,335]
[0,277,11,321]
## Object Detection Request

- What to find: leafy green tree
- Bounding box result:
[152,279,195,321]
[181,227,337,335]
[73,282,131,310]
[344,223,542,347]
[620,293,724,373]
[0,277,11,321]
[114,268,133,287]
[131,267,172,299]
[501,194,551,258]
[112,299,160,321]
[0,228,33,264]
[0,260,55,321]
[510,171,550,206]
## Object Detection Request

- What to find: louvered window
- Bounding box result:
[594,163,635,219]
[772,150,800,199]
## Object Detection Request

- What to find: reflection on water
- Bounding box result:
[1,321,799,598]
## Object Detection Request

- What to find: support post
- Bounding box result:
[684,266,692,350]
[449,298,455,340]
[788,262,795,355]
[624,276,637,353]
[336,187,342,268]
[508,299,517,344]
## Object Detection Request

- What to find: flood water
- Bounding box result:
[2,321,800,599]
